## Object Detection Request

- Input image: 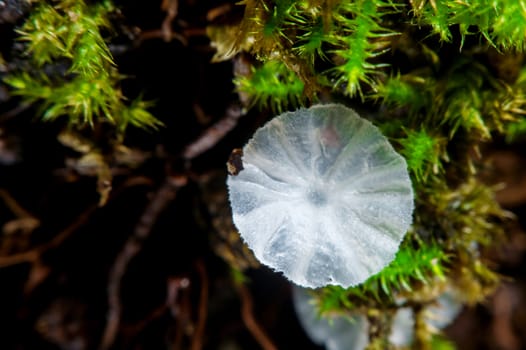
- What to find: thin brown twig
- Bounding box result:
[236,283,277,350]
[0,246,38,267]
[136,29,188,46]
[0,188,36,219]
[167,276,190,350]
[161,0,179,42]
[120,276,191,346]
[0,102,33,122]
[121,304,167,336]
[0,188,41,241]
[0,177,153,268]
[167,276,190,318]
[182,104,244,160]
[135,0,188,46]
[0,204,96,267]
[99,175,188,350]
[190,260,208,350]
[206,3,233,22]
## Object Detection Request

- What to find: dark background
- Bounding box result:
[0,1,526,349]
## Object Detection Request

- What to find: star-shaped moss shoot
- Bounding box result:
[227,104,414,288]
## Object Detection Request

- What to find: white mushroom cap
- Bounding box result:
[292,286,462,349]
[292,286,369,350]
[227,104,414,288]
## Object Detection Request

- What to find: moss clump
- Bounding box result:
[234,59,305,112]
[5,0,161,132]
[208,0,522,347]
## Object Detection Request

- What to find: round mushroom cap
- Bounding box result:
[227,104,414,288]
[292,286,369,350]
[292,286,461,349]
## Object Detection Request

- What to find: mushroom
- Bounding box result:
[292,286,462,350]
[227,104,414,288]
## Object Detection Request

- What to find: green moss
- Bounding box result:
[399,128,444,183]
[316,239,449,314]
[328,0,396,97]
[502,66,526,142]
[235,60,306,112]
[6,0,161,132]
[506,117,526,142]
[411,0,526,50]
[294,17,332,65]
[431,334,457,350]
[4,0,517,347]
[206,1,524,346]
[374,75,429,111]
[4,0,163,204]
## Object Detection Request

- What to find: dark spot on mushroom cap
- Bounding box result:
[227,148,244,175]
